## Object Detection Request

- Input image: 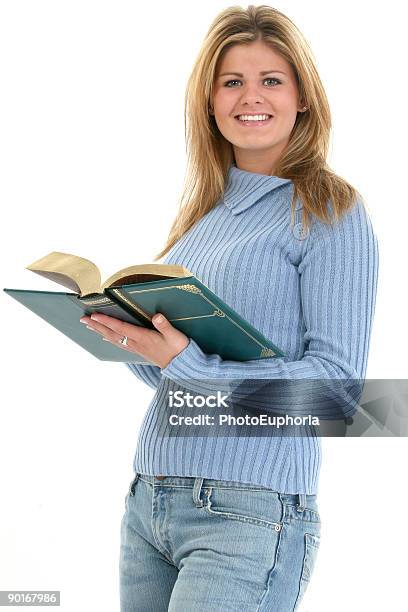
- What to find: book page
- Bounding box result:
[26,251,101,296]
[101,263,192,290]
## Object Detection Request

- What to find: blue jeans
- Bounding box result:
[119,473,321,611]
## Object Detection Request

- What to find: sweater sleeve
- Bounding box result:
[160,200,379,420]
[124,363,162,390]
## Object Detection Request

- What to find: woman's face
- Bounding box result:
[212,40,305,173]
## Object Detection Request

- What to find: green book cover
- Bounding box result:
[3,251,285,364]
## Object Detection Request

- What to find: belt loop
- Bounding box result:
[193,477,204,507]
[130,473,139,496]
[297,493,306,512]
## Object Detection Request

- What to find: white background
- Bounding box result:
[1,1,406,610]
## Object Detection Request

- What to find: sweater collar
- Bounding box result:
[223,164,292,214]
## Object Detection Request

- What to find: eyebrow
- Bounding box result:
[217,70,287,77]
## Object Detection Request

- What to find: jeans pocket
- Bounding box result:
[124,473,139,510]
[124,492,130,511]
[293,532,321,610]
[203,486,283,532]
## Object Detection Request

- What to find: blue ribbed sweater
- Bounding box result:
[125,165,379,494]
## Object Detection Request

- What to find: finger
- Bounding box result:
[88,312,145,338]
[151,313,185,343]
[102,337,136,352]
[80,317,143,354]
[86,321,137,352]
[80,315,142,342]
[84,319,127,343]
[80,317,112,337]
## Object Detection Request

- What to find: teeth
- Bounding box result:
[237,114,271,121]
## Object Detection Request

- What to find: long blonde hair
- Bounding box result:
[155,4,364,261]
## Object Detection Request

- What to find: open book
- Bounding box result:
[4,251,285,364]
[26,251,192,298]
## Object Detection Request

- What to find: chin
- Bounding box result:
[230,136,280,149]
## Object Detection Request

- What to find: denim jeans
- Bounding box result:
[119,473,321,612]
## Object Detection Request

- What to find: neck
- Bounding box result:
[233,142,288,176]
[234,162,276,176]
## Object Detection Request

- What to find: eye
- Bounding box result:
[264,77,281,86]
[223,77,281,87]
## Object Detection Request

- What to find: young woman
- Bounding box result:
[80,5,378,611]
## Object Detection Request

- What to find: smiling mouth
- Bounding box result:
[234,114,274,126]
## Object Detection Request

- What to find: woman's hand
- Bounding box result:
[79,312,190,369]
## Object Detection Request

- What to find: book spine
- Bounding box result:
[105,288,155,329]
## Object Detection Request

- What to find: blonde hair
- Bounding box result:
[155,4,364,261]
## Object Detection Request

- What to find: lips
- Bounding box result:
[234,114,274,127]
[234,114,273,119]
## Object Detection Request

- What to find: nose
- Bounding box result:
[240,94,265,108]
[239,82,265,106]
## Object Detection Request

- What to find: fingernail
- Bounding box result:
[91,314,99,321]
[80,319,88,324]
